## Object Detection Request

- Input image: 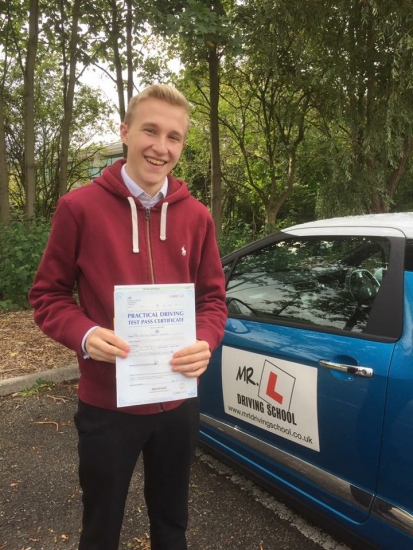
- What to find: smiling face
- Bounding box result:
[120,98,188,196]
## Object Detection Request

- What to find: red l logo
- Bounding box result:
[266,371,283,404]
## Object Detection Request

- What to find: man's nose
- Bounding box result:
[152,135,168,154]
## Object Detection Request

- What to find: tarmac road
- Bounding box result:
[0,378,352,550]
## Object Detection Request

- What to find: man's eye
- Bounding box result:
[144,128,156,134]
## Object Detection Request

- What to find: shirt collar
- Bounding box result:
[121,163,168,207]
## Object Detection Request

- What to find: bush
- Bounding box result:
[0,218,51,311]
[218,222,259,257]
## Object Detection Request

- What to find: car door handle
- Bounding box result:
[319,360,374,378]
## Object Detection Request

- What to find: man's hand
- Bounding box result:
[170,340,211,378]
[85,327,130,363]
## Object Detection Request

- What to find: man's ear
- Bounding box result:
[120,122,128,144]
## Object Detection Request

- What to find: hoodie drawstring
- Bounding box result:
[127,198,169,252]
[160,202,168,241]
[127,197,139,253]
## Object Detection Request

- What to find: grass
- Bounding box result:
[19,378,56,397]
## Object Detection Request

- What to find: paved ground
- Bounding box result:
[0,372,353,550]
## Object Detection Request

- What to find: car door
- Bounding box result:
[199,226,406,523]
[372,239,413,537]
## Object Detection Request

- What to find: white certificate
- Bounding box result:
[114,283,197,407]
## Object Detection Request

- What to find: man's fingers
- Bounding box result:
[176,362,209,378]
[170,340,211,377]
[85,327,130,363]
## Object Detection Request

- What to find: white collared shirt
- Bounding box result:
[121,163,168,208]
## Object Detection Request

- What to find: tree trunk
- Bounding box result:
[208,44,222,240]
[265,150,297,230]
[23,0,39,218]
[370,135,413,213]
[387,136,413,199]
[126,0,134,104]
[0,90,10,222]
[59,0,81,197]
[110,1,126,156]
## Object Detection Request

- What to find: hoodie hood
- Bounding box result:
[93,158,191,253]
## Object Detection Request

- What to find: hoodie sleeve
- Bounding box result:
[29,198,98,353]
[194,216,228,352]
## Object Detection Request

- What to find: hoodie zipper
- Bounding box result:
[145,207,156,284]
[145,206,164,412]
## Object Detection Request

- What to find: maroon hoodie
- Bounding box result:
[29,159,227,414]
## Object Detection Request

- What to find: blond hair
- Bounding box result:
[124,84,191,128]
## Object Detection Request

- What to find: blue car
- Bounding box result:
[198,212,413,550]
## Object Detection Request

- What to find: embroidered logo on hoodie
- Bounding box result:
[181,246,187,256]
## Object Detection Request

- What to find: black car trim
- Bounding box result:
[224,313,400,344]
[200,413,373,513]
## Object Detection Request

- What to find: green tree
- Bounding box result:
[0,0,36,218]
[148,0,240,239]
[83,1,155,119]
[212,0,319,232]
[0,88,8,222]
[23,0,39,218]
[56,0,83,197]
[4,55,115,218]
[0,2,12,222]
[313,0,413,215]
[1,0,119,218]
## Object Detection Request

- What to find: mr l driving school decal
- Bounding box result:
[222,346,319,451]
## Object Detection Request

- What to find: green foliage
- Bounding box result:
[148,0,240,61]
[18,378,55,397]
[309,0,413,213]
[218,221,257,257]
[3,53,117,219]
[0,219,50,311]
[3,0,413,234]
[392,163,413,212]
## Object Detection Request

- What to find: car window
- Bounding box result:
[226,236,391,333]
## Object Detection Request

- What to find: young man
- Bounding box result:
[29,84,227,550]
